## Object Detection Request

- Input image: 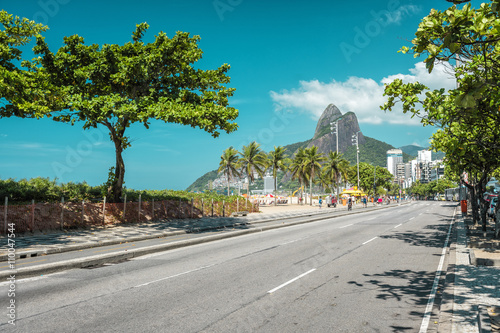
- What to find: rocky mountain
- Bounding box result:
[283,104,365,156]
[187,104,419,192]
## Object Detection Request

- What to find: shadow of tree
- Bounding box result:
[380,218,452,249]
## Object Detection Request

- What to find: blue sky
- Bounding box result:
[1,0,464,190]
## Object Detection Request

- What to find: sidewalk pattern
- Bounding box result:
[452,217,500,333]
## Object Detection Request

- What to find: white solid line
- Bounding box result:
[419,210,455,333]
[268,268,316,294]
[394,223,402,229]
[339,224,353,229]
[134,263,216,288]
[362,237,378,245]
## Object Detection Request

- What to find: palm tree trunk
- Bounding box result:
[274,174,277,206]
[310,177,313,206]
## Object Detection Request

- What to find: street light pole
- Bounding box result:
[352,131,360,189]
[330,120,340,201]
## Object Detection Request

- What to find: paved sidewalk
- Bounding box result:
[449,211,500,332]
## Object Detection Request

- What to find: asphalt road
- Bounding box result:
[1,201,455,332]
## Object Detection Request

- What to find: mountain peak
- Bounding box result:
[313,104,343,139]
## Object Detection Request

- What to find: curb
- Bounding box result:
[478,305,493,333]
[0,202,411,279]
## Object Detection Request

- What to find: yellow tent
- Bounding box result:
[340,188,367,197]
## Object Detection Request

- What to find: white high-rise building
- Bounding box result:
[418,150,432,163]
[387,149,403,176]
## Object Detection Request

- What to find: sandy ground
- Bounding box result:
[257,203,337,214]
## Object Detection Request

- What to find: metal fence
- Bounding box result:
[1,196,258,234]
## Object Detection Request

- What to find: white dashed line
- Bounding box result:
[362,237,378,245]
[268,268,316,294]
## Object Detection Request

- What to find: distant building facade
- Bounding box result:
[387,149,403,176]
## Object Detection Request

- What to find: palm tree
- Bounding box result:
[218,146,241,196]
[268,146,289,205]
[239,141,267,196]
[303,146,326,206]
[318,170,332,194]
[289,147,307,204]
[323,151,344,199]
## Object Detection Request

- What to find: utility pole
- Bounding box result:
[330,120,339,154]
[331,119,340,201]
[352,131,360,189]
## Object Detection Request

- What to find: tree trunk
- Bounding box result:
[110,139,125,203]
[274,175,277,206]
[310,177,313,206]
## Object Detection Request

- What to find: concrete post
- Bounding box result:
[102,197,106,226]
[61,197,65,230]
[3,197,7,234]
[191,198,194,218]
[31,199,35,232]
[123,194,127,223]
[138,194,142,222]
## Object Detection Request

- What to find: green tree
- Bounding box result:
[0,10,50,118]
[289,148,307,204]
[303,146,326,206]
[322,151,345,198]
[381,1,500,229]
[356,163,393,196]
[218,147,241,196]
[239,141,267,196]
[30,23,238,202]
[338,158,350,190]
[267,146,289,205]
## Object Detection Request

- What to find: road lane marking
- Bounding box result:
[0,259,47,269]
[339,224,353,229]
[362,237,378,245]
[419,210,455,333]
[281,239,300,246]
[268,268,316,294]
[134,263,217,288]
[394,224,402,229]
[409,217,415,221]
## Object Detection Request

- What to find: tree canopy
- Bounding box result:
[28,22,238,202]
[381,0,500,227]
[0,10,50,118]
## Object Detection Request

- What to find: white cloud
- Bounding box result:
[270,62,456,126]
[388,5,421,25]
